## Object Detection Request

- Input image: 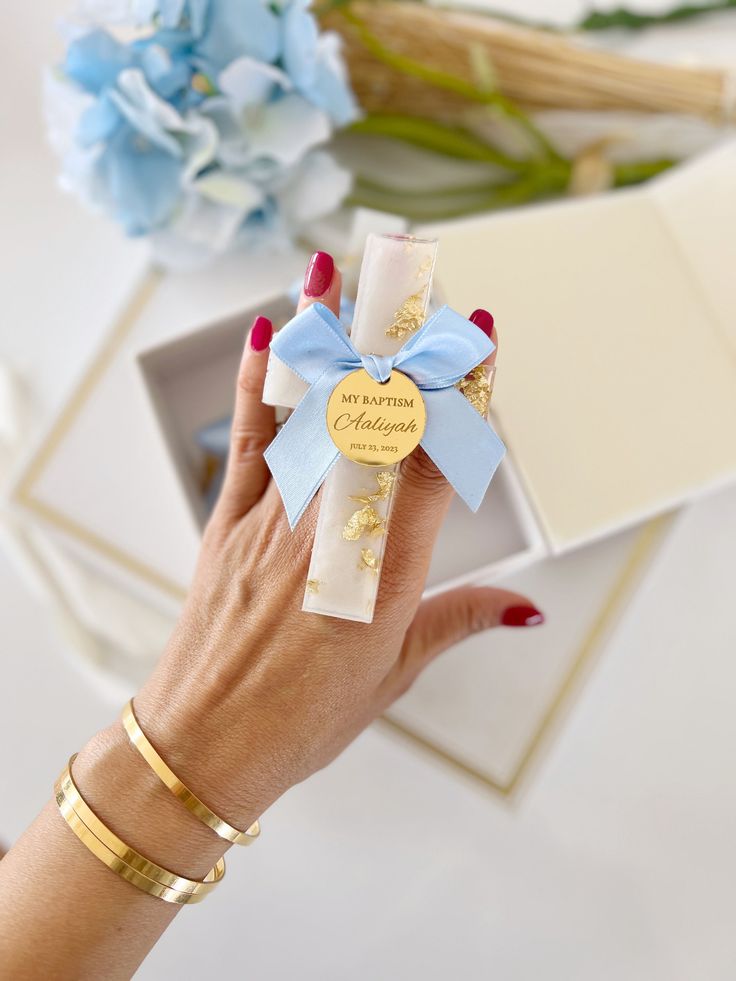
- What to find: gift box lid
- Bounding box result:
[416,140,736,552]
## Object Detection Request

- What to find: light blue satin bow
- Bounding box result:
[264,302,506,528]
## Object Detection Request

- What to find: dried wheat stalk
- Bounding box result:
[323,2,734,124]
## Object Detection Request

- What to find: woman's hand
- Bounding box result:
[132,252,543,831]
[0,252,543,981]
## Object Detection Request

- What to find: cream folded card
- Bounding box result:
[416,140,736,551]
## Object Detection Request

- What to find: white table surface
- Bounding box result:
[2,3,736,979]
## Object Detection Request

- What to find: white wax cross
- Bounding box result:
[264,233,438,622]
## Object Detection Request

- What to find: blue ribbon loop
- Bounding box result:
[264,302,506,529]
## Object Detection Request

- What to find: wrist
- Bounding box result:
[72,722,233,880]
[128,676,278,837]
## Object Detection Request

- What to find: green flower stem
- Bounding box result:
[352,174,542,200]
[346,110,675,219]
[348,167,569,221]
[319,0,736,32]
[347,155,674,221]
[579,1,736,30]
[339,7,561,161]
[329,2,679,222]
[613,158,675,185]
[349,114,530,172]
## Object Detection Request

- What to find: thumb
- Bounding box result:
[382,586,544,699]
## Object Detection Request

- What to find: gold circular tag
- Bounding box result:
[326,368,426,467]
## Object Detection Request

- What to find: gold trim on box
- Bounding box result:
[14,268,187,601]
[381,514,672,798]
[12,268,672,797]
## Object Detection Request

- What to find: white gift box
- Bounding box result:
[8,141,736,792]
[416,140,736,553]
[136,261,545,599]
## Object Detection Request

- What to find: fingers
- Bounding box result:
[260,251,343,526]
[469,309,497,369]
[380,586,544,700]
[217,251,342,528]
[214,315,276,525]
[297,250,342,317]
[379,309,498,613]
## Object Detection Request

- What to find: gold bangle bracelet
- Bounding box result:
[58,757,224,894]
[121,699,260,847]
[57,793,207,905]
[55,757,225,905]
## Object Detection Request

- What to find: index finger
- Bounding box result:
[260,252,343,530]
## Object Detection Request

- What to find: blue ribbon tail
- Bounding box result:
[420,388,506,511]
[264,367,345,529]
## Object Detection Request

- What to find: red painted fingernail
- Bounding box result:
[500,605,545,627]
[250,315,273,352]
[304,251,334,297]
[470,308,495,338]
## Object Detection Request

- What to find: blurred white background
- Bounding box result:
[2,2,736,979]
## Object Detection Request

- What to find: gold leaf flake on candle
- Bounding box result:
[342,505,385,541]
[350,470,396,504]
[385,288,426,339]
[306,579,321,594]
[359,548,380,574]
[456,366,492,416]
[416,255,432,280]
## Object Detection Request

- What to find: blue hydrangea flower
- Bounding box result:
[280,0,359,126]
[47,0,359,261]
[147,1,210,35]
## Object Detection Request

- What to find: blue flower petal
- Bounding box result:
[157,0,187,27]
[156,0,210,37]
[195,0,281,75]
[140,42,191,99]
[97,125,183,234]
[280,5,358,125]
[281,0,318,89]
[188,0,210,37]
[311,51,360,126]
[77,92,123,147]
[107,71,184,158]
[65,30,135,94]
